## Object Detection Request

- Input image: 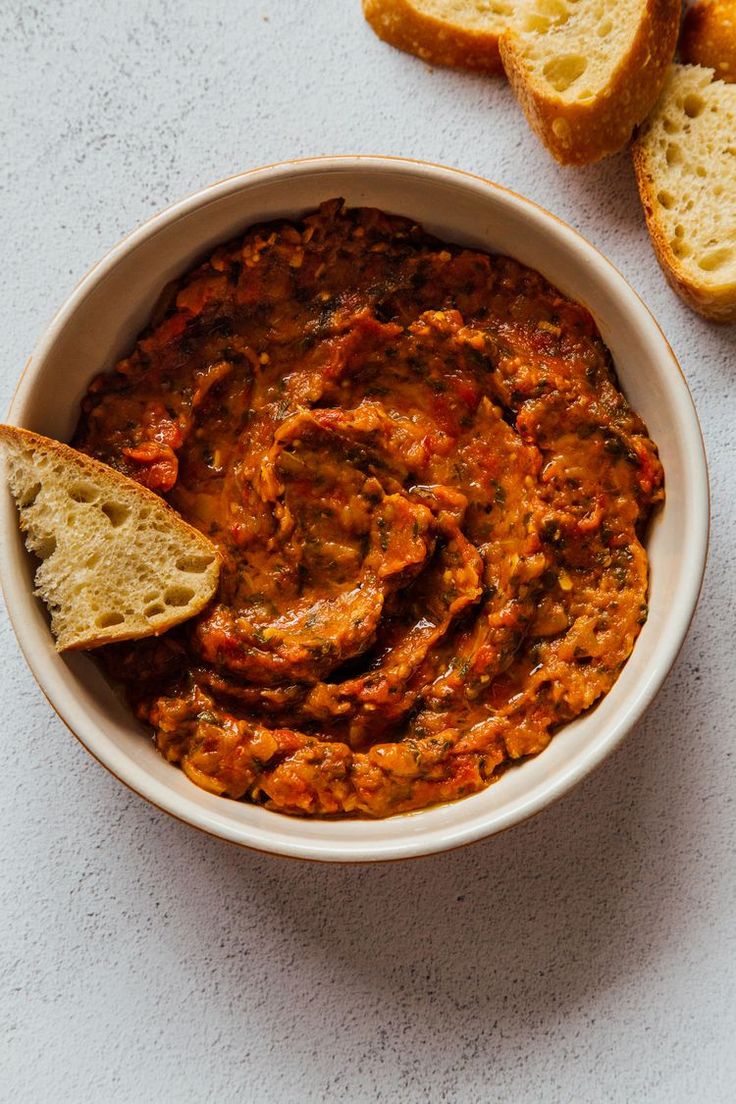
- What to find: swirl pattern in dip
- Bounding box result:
[74,200,663,817]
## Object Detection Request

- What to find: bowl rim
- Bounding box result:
[1,155,710,862]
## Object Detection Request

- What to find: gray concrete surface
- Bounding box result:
[1,2,734,1101]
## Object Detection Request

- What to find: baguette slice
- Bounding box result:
[680,0,736,84]
[0,426,221,650]
[499,0,681,165]
[362,0,512,73]
[632,65,736,322]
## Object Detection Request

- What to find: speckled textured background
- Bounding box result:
[1,2,735,1101]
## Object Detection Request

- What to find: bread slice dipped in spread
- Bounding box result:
[0,425,220,650]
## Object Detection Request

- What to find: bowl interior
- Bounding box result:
[1,158,708,861]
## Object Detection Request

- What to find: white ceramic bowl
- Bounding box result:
[1,157,708,862]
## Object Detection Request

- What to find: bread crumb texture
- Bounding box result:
[633,64,736,321]
[681,0,736,84]
[499,0,680,164]
[0,427,220,650]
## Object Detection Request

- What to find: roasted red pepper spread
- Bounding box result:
[74,200,663,817]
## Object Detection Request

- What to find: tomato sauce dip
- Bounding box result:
[74,200,663,817]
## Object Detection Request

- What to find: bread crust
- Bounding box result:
[362,0,506,73]
[499,0,681,165]
[632,107,736,323]
[680,0,736,84]
[0,425,222,649]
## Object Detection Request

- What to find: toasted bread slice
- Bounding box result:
[0,426,221,650]
[362,0,512,72]
[680,0,736,84]
[632,64,736,322]
[499,0,680,165]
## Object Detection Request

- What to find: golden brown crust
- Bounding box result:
[0,425,222,649]
[499,0,681,165]
[680,0,736,83]
[632,129,736,323]
[362,0,506,73]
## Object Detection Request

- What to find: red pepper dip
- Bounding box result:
[74,199,663,817]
